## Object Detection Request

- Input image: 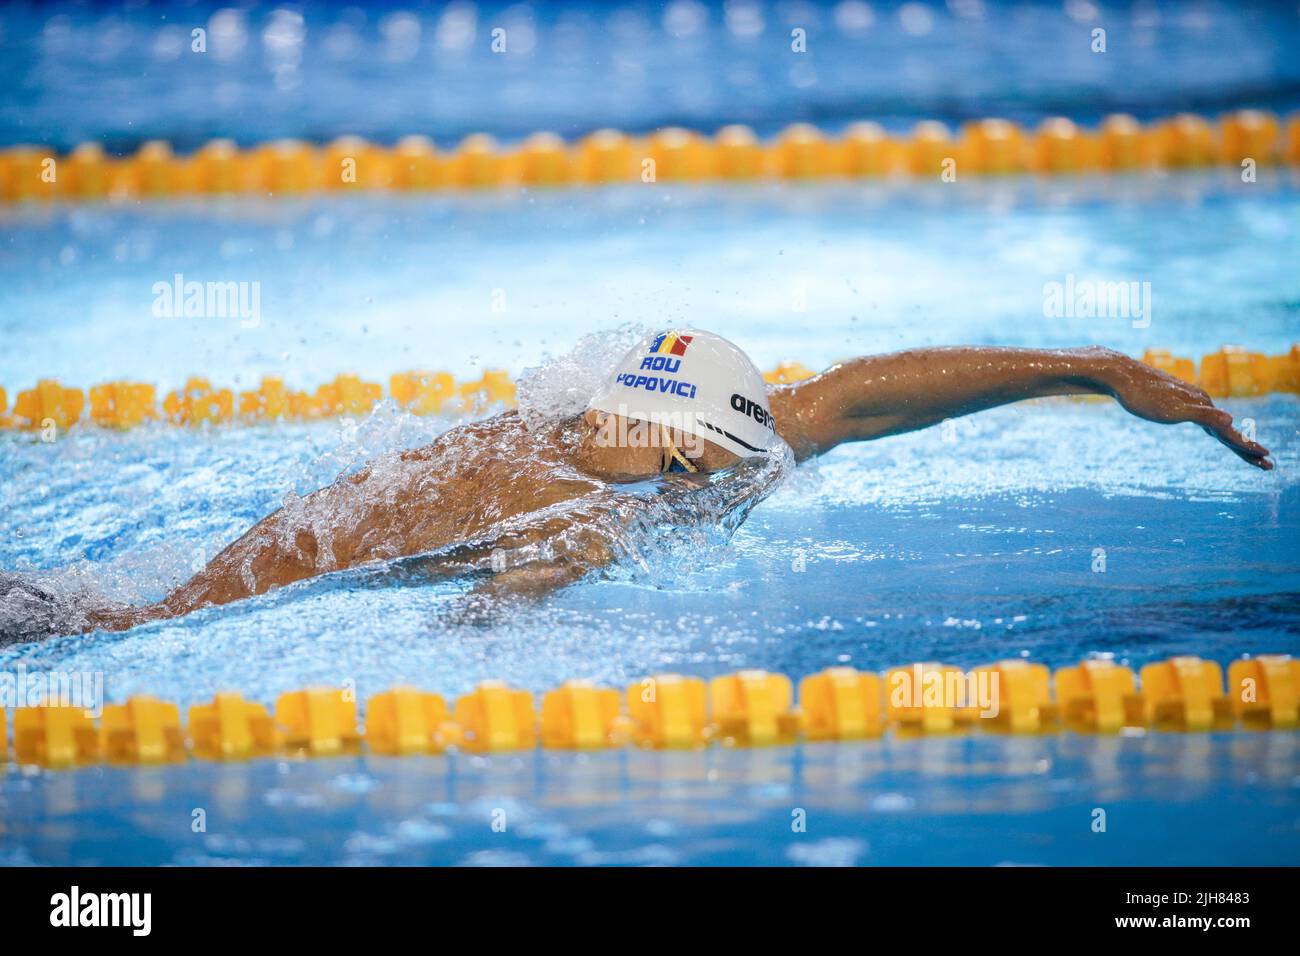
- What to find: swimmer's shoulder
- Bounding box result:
[393,410,525,463]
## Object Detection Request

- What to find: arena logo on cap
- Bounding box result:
[731,392,775,431]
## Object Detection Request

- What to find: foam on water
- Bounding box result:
[515,323,650,430]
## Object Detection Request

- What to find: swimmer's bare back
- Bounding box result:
[86,413,611,631]
[83,346,1270,633]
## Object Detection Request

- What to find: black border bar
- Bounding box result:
[0,866,1287,940]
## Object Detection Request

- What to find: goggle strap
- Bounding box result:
[660,425,699,473]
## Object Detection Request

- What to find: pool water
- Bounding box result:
[2,174,1299,864]
[4,0,1300,865]
[6,0,1300,152]
[4,733,1296,866]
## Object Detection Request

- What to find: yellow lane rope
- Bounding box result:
[2,655,1295,768]
[3,109,1299,202]
[0,346,1296,433]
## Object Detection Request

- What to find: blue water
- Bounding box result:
[2,176,1299,864]
[2,0,1300,152]
[4,734,1297,866]
[4,175,1300,391]
[3,0,1300,867]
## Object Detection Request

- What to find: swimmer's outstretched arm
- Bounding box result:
[768,346,1272,469]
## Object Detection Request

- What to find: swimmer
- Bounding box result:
[2,330,1272,642]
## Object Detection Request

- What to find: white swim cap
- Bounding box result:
[587,329,779,458]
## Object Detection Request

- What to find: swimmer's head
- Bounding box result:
[582,329,779,476]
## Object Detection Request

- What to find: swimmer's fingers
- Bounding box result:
[1195,409,1273,469]
[1108,365,1273,469]
[472,560,591,602]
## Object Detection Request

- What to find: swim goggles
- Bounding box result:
[660,425,699,474]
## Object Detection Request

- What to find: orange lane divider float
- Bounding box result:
[275,687,362,757]
[0,369,519,432]
[1,344,1297,436]
[187,692,279,760]
[4,109,1300,203]
[541,680,626,751]
[454,681,537,753]
[365,687,458,755]
[100,695,187,765]
[2,654,1295,769]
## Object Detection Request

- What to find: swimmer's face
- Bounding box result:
[578,409,741,479]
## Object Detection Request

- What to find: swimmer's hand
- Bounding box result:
[441,524,617,623]
[438,563,594,627]
[473,562,591,602]
[1098,351,1274,470]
